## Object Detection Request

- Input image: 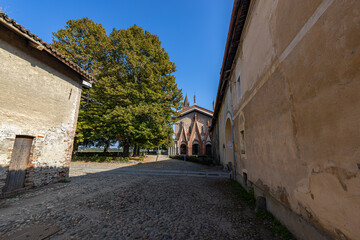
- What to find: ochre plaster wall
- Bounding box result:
[0,29,82,192]
[216,0,360,239]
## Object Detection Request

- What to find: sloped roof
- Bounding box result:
[0,12,96,84]
[211,0,250,129]
[179,105,213,117]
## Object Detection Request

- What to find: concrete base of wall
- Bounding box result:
[235,173,331,240]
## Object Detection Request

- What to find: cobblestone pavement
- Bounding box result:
[0,157,277,239]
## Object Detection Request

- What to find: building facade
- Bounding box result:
[211,1,360,239]
[174,96,213,156]
[0,13,94,195]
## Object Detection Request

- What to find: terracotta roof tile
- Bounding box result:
[0,12,96,84]
[179,105,213,117]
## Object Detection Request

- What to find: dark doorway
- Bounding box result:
[192,144,199,155]
[180,144,187,155]
[3,136,33,193]
[206,144,212,156]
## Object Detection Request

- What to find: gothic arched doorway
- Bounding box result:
[206,144,212,156]
[192,143,199,155]
[180,144,187,155]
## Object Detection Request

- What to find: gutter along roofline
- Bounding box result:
[0,12,96,87]
[211,0,251,130]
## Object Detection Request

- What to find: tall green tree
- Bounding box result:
[52,18,109,150]
[52,17,108,75]
[52,20,182,156]
[94,25,182,155]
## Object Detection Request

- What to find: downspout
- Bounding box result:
[229,80,237,180]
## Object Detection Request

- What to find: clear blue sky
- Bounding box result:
[1,0,233,111]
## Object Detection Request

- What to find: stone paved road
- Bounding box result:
[0,157,277,239]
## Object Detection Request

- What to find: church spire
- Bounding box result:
[183,95,190,110]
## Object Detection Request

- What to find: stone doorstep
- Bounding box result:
[0,225,60,240]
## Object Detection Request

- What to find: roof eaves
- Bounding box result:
[0,12,96,86]
[211,0,251,131]
[179,106,213,117]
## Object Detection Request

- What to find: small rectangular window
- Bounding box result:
[236,76,241,99]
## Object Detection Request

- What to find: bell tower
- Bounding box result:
[183,95,190,110]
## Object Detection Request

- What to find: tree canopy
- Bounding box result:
[52,18,182,155]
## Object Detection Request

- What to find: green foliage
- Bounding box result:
[138,155,145,161]
[256,210,294,239]
[52,19,182,153]
[51,17,108,76]
[59,178,71,183]
[52,18,109,146]
[228,180,256,208]
[72,155,129,163]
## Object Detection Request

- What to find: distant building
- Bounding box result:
[0,13,95,195]
[173,95,213,156]
[211,1,360,239]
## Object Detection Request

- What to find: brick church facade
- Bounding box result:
[174,96,213,156]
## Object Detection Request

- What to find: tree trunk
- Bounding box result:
[132,144,139,157]
[123,141,130,157]
[104,138,110,153]
[136,145,140,156]
[72,136,79,157]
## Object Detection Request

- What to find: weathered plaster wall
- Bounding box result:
[216,0,360,239]
[216,87,232,167]
[0,28,82,192]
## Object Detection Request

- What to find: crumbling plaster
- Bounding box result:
[215,0,360,239]
[0,29,82,191]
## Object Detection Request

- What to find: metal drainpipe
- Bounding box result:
[229,80,237,180]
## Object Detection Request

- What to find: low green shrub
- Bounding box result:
[138,155,145,161]
[72,155,130,163]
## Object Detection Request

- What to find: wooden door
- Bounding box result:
[3,136,33,193]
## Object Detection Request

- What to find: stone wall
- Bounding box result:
[214,0,360,239]
[0,24,83,194]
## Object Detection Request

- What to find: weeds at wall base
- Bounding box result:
[228,180,294,240]
[59,178,71,183]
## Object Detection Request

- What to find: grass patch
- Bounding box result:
[228,179,294,240]
[228,179,256,209]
